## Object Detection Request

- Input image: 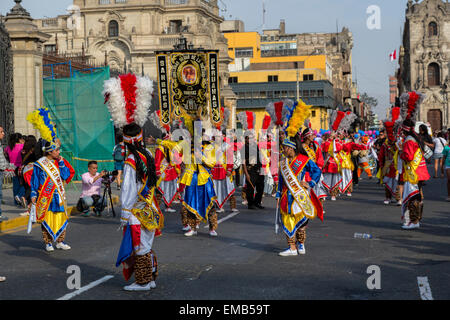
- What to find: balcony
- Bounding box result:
[41,18,59,28]
[165,0,189,5]
[342,63,351,75]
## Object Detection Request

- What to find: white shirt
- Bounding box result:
[433,137,447,154]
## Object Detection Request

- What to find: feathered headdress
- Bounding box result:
[283,99,312,149]
[103,73,153,144]
[330,110,346,132]
[265,101,285,127]
[338,111,357,132]
[237,111,255,131]
[384,106,402,141]
[261,114,274,133]
[103,73,153,129]
[216,106,231,131]
[27,107,59,152]
[399,91,425,125]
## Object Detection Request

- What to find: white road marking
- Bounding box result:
[57,275,114,300]
[204,211,240,228]
[417,276,433,300]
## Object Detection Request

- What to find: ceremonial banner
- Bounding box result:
[157,54,171,126]
[155,49,221,126]
[170,52,208,119]
[208,52,221,127]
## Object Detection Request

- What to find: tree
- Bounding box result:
[360,92,378,113]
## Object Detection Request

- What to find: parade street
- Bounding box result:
[0,170,448,301]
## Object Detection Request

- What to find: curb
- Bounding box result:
[0,195,120,234]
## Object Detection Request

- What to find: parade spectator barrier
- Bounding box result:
[43,66,115,179]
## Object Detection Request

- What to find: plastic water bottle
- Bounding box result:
[354,233,373,239]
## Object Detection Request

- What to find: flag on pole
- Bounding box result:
[389,49,397,61]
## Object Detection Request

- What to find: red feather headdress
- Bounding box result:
[103,73,153,129]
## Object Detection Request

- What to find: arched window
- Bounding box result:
[108,20,119,37]
[428,22,438,37]
[427,63,440,87]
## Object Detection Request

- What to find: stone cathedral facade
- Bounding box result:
[398,0,450,131]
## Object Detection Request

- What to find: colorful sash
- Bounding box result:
[280,156,317,219]
[329,140,341,172]
[36,158,67,220]
[128,152,164,232]
[304,145,316,162]
[403,147,422,185]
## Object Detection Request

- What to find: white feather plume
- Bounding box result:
[103,77,127,128]
[134,76,153,127]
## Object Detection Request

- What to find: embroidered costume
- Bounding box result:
[27,107,75,252]
[398,92,429,230]
[276,99,324,257]
[104,72,162,291]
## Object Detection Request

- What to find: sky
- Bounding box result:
[0,0,409,118]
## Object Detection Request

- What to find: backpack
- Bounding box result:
[113,144,124,161]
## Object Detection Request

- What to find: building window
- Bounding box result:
[44,44,56,54]
[428,22,438,37]
[303,74,313,81]
[267,91,274,98]
[303,90,310,97]
[310,90,317,97]
[317,90,324,97]
[260,91,267,99]
[268,75,278,82]
[428,63,440,86]
[115,0,127,3]
[312,111,316,117]
[281,90,288,98]
[274,91,281,98]
[99,0,111,4]
[168,20,183,34]
[235,47,253,58]
[109,20,119,37]
[228,77,238,84]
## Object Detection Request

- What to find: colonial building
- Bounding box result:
[35,0,236,122]
[222,20,357,131]
[398,0,450,131]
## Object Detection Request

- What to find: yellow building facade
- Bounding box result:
[224,31,332,132]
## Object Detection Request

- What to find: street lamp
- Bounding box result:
[441,80,448,129]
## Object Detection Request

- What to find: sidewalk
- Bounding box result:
[0,182,120,233]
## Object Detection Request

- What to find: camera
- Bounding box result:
[103,170,119,177]
[102,170,118,184]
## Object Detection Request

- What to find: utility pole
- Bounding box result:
[296,62,299,101]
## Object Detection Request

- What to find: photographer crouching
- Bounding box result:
[77,161,117,217]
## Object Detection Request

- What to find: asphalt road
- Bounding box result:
[0,171,449,300]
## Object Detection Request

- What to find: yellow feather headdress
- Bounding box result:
[285,99,312,138]
[26,107,58,143]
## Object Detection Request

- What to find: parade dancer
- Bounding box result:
[378,106,402,205]
[301,127,328,206]
[337,112,364,197]
[156,124,219,237]
[398,92,430,230]
[357,136,373,180]
[212,108,238,213]
[104,73,163,291]
[322,110,345,200]
[276,100,323,256]
[27,107,75,252]
[212,146,238,213]
[154,133,180,214]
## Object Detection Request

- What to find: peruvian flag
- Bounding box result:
[389,49,397,61]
